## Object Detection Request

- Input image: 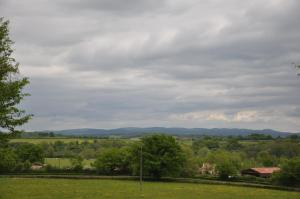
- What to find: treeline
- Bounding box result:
[18,132,57,138]
[0,143,44,172]
[1,134,300,187]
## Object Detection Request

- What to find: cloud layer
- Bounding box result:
[1,0,300,132]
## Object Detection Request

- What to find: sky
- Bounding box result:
[1,0,300,132]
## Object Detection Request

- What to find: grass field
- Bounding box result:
[10,138,97,144]
[45,158,95,168]
[10,138,137,144]
[0,178,299,199]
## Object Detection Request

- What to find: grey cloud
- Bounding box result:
[60,0,167,15]
[286,107,300,118]
[1,0,300,132]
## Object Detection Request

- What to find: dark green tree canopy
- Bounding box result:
[0,18,31,136]
[139,134,186,178]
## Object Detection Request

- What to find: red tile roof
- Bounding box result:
[251,167,280,174]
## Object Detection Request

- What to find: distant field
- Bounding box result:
[0,178,299,199]
[9,138,136,144]
[45,158,95,168]
[10,138,97,144]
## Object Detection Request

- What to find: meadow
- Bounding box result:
[10,138,97,144]
[45,158,95,168]
[0,178,299,199]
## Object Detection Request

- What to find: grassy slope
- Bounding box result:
[0,178,299,199]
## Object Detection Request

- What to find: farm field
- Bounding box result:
[45,158,95,168]
[0,178,299,199]
[10,138,98,144]
[9,137,138,144]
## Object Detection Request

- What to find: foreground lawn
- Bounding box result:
[0,178,299,199]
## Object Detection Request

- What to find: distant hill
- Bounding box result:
[38,127,297,138]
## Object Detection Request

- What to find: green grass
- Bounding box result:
[45,158,95,168]
[0,178,299,199]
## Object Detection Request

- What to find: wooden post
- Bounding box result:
[140,145,143,191]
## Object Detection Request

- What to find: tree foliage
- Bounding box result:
[130,134,185,179]
[0,148,17,172]
[272,157,300,187]
[0,18,31,137]
[207,150,241,180]
[15,143,44,163]
[70,156,84,171]
[225,138,243,151]
[93,148,130,175]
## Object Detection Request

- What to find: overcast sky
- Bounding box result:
[1,0,300,132]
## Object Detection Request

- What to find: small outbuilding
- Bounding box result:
[241,167,280,178]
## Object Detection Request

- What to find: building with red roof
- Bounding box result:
[241,167,280,178]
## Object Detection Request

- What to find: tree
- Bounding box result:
[0,18,31,139]
[15,143,44,163]
[130,134,185,179]
[0,148,17,172]
[181,146,198,177]
[207,150,241,180]
[93,148,130,175]
[192,138,219,152]
[70,156,83,171]
[225,138,243,151]
[257,151,277,167]
[272,157,300,187]
[268,141,300,158]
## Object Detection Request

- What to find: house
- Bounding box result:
[31,163,46,170]
[199,163,216,175]
[241,167,280,178]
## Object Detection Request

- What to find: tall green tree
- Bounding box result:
[130,134,186,179]
[0,18,31,140]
